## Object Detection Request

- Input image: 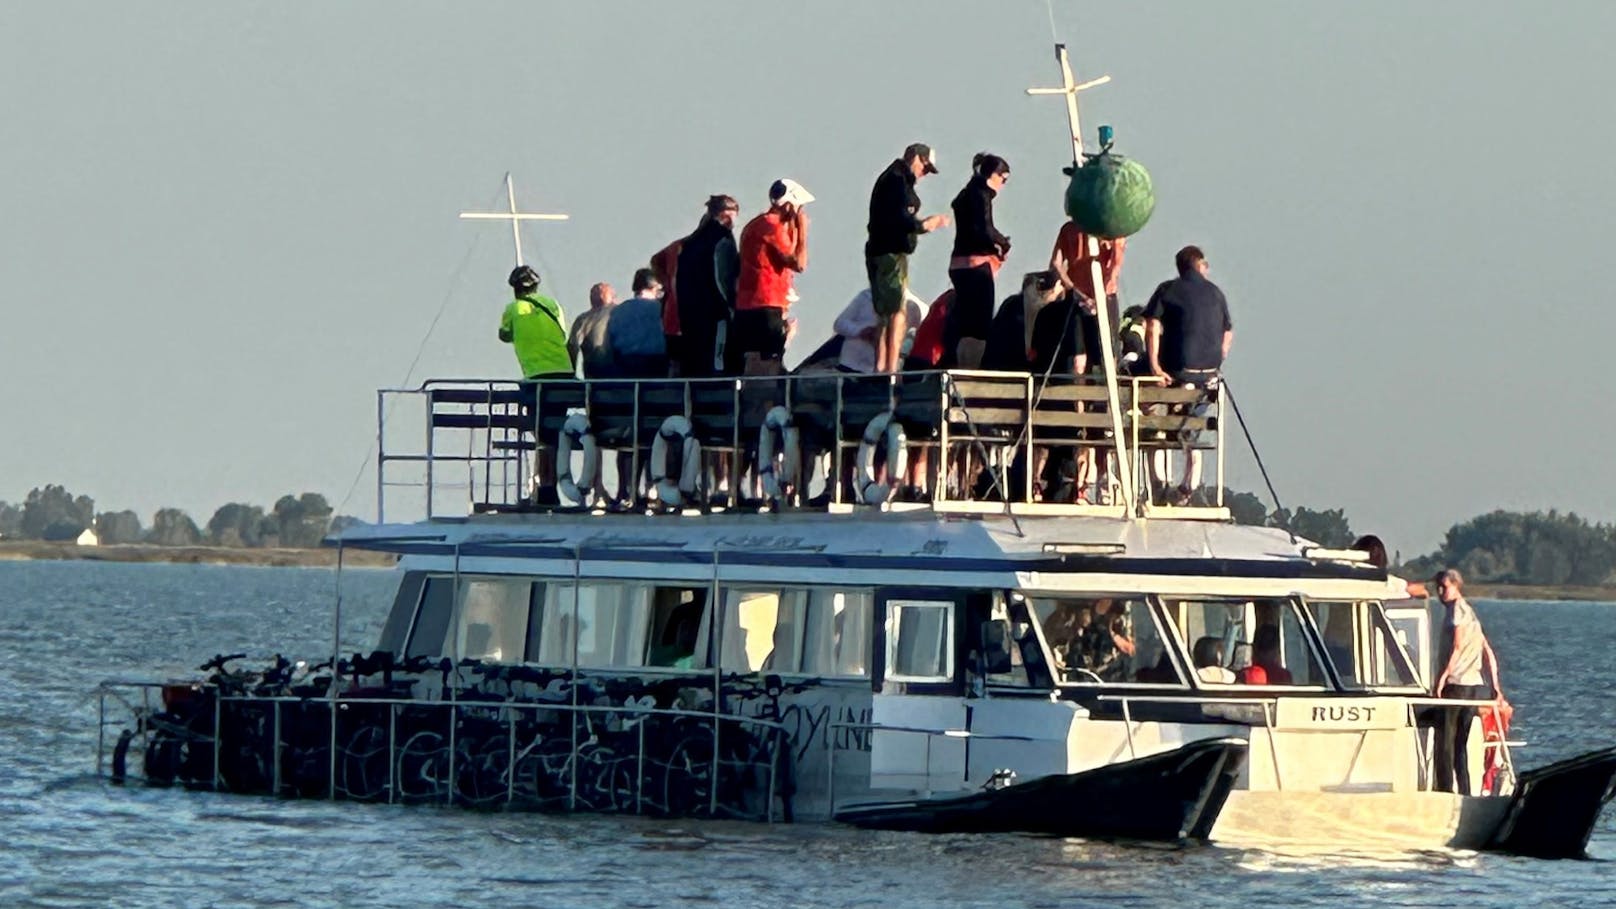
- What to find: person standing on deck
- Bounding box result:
[944,153,1012,369]
[608,269,670,380]
[1050,224,1126,502]
[734,178,812,376]
[498,265,572,379]
[1049,222,1126,376]
[649,237,683,376]
[1431,568,1504,796]
[866,143,950,372]
[568,282,617,379]
[1142,245,1232,505]
[498,265,571,504]
[674,194,741,379]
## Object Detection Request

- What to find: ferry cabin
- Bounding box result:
[348,508,1439,823]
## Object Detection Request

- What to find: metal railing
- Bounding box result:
[96,680,791,821]
[373,371,1225,523]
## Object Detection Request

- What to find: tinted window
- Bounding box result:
[405,577,455,659]
[887,600,953,681]
[1030,597,1179,685]
[802,590,873,678]
[453,578,532,663]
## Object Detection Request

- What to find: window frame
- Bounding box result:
[1025,592,1190,689]
[1157,595,1336,692]
[881,595,958,686]
[1301,597,1426,693]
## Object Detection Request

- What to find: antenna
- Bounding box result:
[1026,44,1136,517]
[458,172,569,267]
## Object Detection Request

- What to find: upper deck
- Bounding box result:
[374,369,1228,525]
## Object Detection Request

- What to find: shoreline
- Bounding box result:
[0,541,395,569]
[1465,583,1616,603]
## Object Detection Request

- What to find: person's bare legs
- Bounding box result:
[877,309,907,374]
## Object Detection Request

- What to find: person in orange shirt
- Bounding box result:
[1049,220,1126,372]
[1049,221,1127,503]
[733,178,812,376]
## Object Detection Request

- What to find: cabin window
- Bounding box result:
[1164,598,1328,687]
[451,578,533,663]
[405,576,456,659]
[1029,597,1179,685]
[645,586,710,669]
[716,588,809,672]
[802,590,873,678]
[536,583,651,668]
[1307,600,1421,690]
[885,600,954,682]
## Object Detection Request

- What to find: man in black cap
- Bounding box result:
[865,143,950,373]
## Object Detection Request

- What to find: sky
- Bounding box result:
[2,1,1613,557]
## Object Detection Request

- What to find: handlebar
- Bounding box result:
[199,653,248,672]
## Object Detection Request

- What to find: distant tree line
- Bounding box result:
[1218,490,1616,586]
[0,485,363,549]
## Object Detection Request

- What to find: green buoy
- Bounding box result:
[1063,127,1155,239]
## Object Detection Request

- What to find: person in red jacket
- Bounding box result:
[733,178,812,376]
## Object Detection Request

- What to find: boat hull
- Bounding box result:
[833,737,1247,842]
[1489,745,1616,859]
[1212,746,1616,858]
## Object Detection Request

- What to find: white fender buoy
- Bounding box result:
[652,415,703,507]
[556,412,598,507]
[757,405,801,502]
[856,410,908,506]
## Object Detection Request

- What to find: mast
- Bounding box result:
[1027,44,1135,516]
[459,172,570,267]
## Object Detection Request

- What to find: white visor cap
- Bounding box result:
[771,178,815,207]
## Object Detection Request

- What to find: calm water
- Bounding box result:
[3,559,1614,908]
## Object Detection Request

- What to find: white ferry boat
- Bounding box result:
[95,42,1615,858]
[98,365,1616,857]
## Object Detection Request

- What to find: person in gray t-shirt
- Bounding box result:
[567,282,617,379]
[1431,568,1504,796]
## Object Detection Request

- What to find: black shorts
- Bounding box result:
[677,320,723,378]
[944,264,996,365]
[732,307,788,360]
[1077,293,1120,373]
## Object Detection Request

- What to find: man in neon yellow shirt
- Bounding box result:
[498,265,573,378]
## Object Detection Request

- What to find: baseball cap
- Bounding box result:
[905,142,939,174]
[769,178,815,207]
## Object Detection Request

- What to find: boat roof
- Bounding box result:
[333,510,1409,601]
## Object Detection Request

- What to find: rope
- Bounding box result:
[331,183,502,518]
[1219,377,1296,544]
[1043,0,1061,43]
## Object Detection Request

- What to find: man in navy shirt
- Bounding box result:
[1142,246,1232,504]
[1143,245,1232,385]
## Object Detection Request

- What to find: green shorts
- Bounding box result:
[866,253,908,319]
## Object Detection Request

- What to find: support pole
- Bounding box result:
[1027,43,1134,515]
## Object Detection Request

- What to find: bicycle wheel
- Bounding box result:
[395,730,449,804]
[513,737,574,811]
[659,732,715,818]
[339,724,390,802]
[455,734,511,809]
[142,727,185,786]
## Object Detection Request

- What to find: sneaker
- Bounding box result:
[806,492,833,508]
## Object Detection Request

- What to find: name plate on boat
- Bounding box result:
[1273,698,1407,730]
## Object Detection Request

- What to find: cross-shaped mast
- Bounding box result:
[458,172,569,267]
[1027,44,1137,516]
[1026,44,1111,166]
